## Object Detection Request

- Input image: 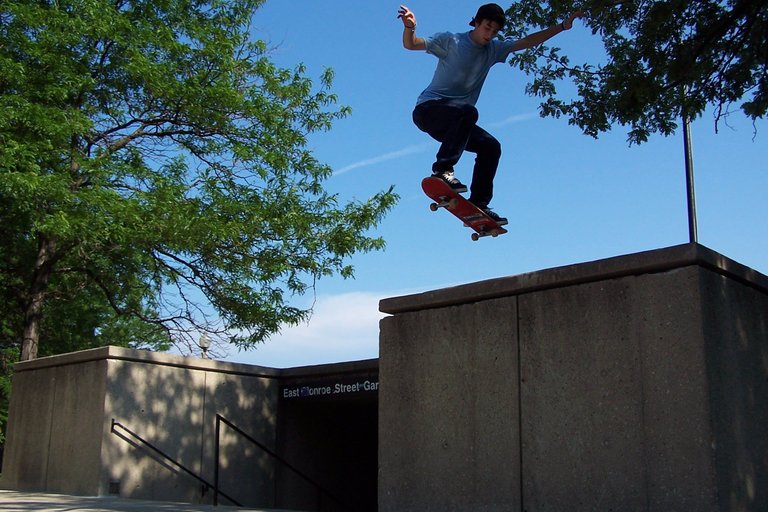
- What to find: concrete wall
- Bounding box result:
[378,299,521,512]
[101,352,281,506]
[378,243,768,512]
[1,347,381,509]
[700,269,768,508]
[1,358,108,495]
[1,347,282,507]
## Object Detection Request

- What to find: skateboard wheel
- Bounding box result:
[471,233,480,241]
[429,203,438,212]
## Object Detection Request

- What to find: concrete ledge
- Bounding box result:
[379,243,768,314]
[12,346,282,378]
[14,347,379,381]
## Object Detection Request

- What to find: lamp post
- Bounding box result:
[682,87,698,244]
[198,334,210,359]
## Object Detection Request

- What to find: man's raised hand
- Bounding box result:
[398,5,417,29]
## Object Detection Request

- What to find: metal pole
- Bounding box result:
[682,89,698,244]
[214,414,221,506]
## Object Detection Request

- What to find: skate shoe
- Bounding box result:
[472,202,508,226]
[431,170,468,193]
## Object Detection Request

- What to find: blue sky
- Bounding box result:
[221,1,768,368]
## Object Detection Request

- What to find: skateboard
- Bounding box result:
[421,177,508,241]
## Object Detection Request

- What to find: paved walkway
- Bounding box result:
[0,491,297,512]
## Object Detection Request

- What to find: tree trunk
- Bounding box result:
[20,235,57,361]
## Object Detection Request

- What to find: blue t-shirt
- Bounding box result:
[417,31,517,106]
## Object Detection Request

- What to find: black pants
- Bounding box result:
[413,100,501,207]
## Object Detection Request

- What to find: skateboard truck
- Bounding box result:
[428,197,459,211]
[470,227,504,241]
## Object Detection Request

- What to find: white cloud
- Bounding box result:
[331,112,538,176]
[332,143,432,176]
[224,291,387,369]
[485,111,538,129]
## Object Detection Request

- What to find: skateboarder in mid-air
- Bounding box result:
[399,3,583,225]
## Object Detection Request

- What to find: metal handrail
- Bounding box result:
[110,419,241,507]
[214,413,351,511]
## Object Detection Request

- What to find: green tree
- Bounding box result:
[0,0,397,362]
[504,0,768,143]
[0,346,16,445]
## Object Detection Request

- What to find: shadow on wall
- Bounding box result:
[701,271,768,509]
[103,353,280,507]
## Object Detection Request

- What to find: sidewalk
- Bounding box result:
[0,491,297,512]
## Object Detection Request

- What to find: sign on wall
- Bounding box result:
[281,375,379,400]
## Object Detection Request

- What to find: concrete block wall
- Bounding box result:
[1,357,108,496]
[378,243,768,512]
[1,347,282,506]
[1,347,380,509]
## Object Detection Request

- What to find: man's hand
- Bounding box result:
[398,5,417,29]
[512,9,585,51]
[561,10,585,30]
[399,4,425,50]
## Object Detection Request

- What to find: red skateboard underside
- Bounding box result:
[421,177,508,241]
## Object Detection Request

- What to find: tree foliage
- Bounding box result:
[0,0,397,361]
[504,0,768,143]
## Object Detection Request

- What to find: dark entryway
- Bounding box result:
[275,368,378,511]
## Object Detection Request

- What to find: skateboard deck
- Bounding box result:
[421,177,508,241]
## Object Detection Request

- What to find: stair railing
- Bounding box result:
[111,415,352,510]
[214,413,351,511]
[110,419,241,506]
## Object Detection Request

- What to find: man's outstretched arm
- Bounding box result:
[398,5,426,51]
[511,11,584,51]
